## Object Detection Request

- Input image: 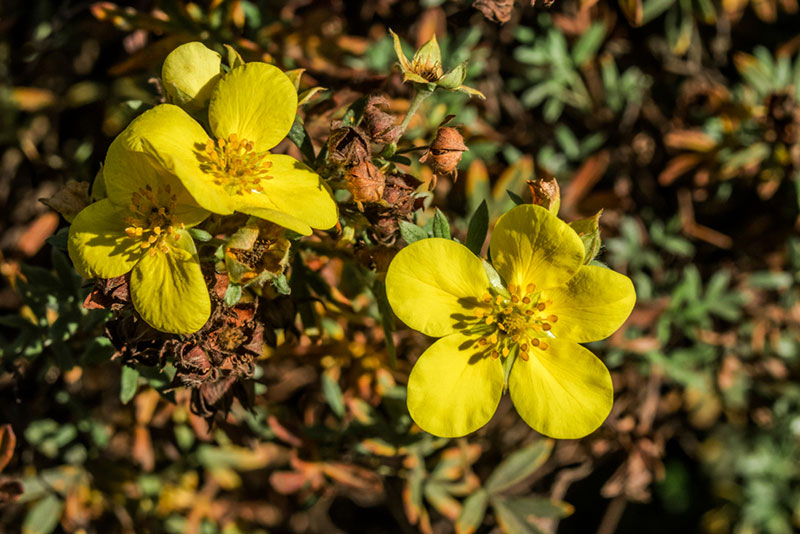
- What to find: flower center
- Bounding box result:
[469,282,558,362]
[201,134,273,196]
[124,184,184,255]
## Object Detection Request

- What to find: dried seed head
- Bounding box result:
[346,161,386,208]
[327,124,370,167]
[420,126,469,182]
[363,94,403,145]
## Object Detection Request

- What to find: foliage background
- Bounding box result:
[1,0,800,533]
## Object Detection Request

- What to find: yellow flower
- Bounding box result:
[385,204,636,438]
[68,129,211,334]
[114,53,338,235]
[390,30,485,99]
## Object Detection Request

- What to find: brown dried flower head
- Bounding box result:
[327,124,370,167]
[420,125,469,182]
[363,94,402,145]
[346,161,386,209]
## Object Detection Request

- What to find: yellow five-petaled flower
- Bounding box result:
[112,43,338,236]
[386,204,636,439]
[68,133,211,334]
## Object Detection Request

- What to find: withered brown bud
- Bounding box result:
[327,124,370,167]
[363,94,402,145]
[526,175,561,214]
[39,180,91,223]
[346,161,385,208]
[420,126,469,182]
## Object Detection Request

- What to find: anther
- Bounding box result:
[482,293,492,303]
[478,338,488,346]
[519,351,529,362]
[526,283,535,293]
[548,315,559,323]
[521,343,528,352]
[484,316,494,325]
[474,308,485,318]
[525,309,534,316]
[508,283,518,294]
[542,323,551,331]
[531,338,540,347]
[522,296,531,304]
[491,350,499,359]
[502,347,510,357]
[537,303,546,311]
[511,295,519,304]
[539,342,548,350]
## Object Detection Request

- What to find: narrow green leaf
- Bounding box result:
[485,440,553,494]
[188,228,213,242]
[456,489,489,534]
[465,200,489,255]
[287,116,316,163]
[503,496,574,519]
[399,220,429,244]
[322,373,345,417]
[491,497,538,534]
[119,365,139,405]
[507,190,525,205]
[22,494,63,534]
[432,209,451,239]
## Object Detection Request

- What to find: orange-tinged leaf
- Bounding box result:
[664,130,717,152]
[0,425,16,473]
[11,87,56,111]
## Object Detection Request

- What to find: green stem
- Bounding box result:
[398,87,433,133]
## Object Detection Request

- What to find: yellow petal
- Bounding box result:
[236,154,338,233]
[407,333,504,437]
[162,42,222,112]
[489,204,584,291]
[130,229,210,334]
[68,199,144,279]
[208,62,297,152]
[104,134,209,227]
[116,104,235,215]
[509,338,613,439]
[540,265,636,343]
[389,29,412,72]
[386,238,489,338]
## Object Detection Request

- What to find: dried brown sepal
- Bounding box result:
[346,161,386,209]
[363,173,423,245]
[527,175,561,214]
[83,275,130,312]
[39,180,91,223]
[473,0,515,23]
[363,94,402,145]
[327,123,370,167]
[420,126,469,184]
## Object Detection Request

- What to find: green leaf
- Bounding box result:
[188,228,212,242]
[374,280,397,367]
[120,365,139,405]
[456,489,489,534]
[485,440,553,494]
[507,190,525,205]
[322,372,345,417]
[271,274,291,295]
[287,116,316,163]
[491,497,539,534]
[22,494,64,534]
[399,220,429,244]
[502,496,573,519]
[45,227,69,252]
[465,200,489,255]
[224,283,242,307]
[571,22,605,66]
[432,209,451,239]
